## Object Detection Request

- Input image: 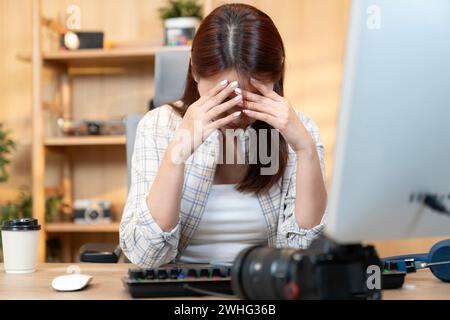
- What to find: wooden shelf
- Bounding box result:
[45,135,126,146]
[40,46,190,67]
[46,222,120,233]
[26,0,208,263]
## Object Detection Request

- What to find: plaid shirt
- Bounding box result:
[120,105,327,268]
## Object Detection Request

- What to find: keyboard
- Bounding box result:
[122,264,234,298]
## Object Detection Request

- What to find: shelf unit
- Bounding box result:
[44,135,126,147]
[29,0,202,262]
[46,222,120,233]
[42,46,190,67]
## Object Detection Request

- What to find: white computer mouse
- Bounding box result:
[52,274,93,292]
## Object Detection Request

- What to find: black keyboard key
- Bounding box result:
[128,269,143,280]
[187,269,198,278]
[169,269,179,279]
[143,269,155,280]
[157,269,168,280]
[212,268,222,278]
[199,269,209,278]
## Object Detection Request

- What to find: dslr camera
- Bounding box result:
[231,236,382,300]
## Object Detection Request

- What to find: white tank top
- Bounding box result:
[179,184,267,263]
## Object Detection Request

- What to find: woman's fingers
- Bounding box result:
[242,109,278,127]
[244,101,278,117]
[200,79,229,102]
[206,94,243,121]
[207,110,242,131]
[203,81,239,110]
[240,89,270,103]
[250,78,283,102]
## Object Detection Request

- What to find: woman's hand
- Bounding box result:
[241,79,315,155]
[149,80,243,230]
[242,79,327,229]
[172,80,243,161]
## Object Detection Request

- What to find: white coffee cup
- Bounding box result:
[1,218,41,274]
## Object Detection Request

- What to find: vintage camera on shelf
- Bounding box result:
[57,118,125,136]
[73,200,112,224]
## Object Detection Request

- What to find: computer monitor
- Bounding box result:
[325,0,450,243]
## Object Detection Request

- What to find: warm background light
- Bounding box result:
[0,0,445,260]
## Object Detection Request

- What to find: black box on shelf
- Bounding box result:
[60,31,104,50]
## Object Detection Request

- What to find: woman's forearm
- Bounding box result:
[294,146,328,229]
[145,80,245,232]
[147,141,186,232]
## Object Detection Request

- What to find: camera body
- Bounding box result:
[73,199,112,224]
[231,236,382,300]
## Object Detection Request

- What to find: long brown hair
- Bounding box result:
[176,3,288,194]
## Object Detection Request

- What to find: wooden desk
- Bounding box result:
[0,263,448,300]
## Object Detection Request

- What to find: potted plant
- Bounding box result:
[0,190,63,262]
[0,124,15,261]
[0,125,65,261]
[158,0,203,46]
[0,124,15,183]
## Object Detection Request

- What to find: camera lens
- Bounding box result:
[231,246,302,299]
[89,210,99,220]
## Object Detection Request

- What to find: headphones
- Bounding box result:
[382,239,450,282]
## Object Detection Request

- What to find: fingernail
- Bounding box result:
[220,79,228,86]
[234,95,242,101]
[229,81,238,88]
[232,111,241,117]
[234,88,242,95]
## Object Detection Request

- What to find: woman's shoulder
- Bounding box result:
[137,104,183,135]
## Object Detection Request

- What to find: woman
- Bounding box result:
[120,3,327,268]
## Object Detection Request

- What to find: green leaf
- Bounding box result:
[0,124,15,183]
[7,140,15,148]
[158,0,203,20]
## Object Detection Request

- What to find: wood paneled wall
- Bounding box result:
[213,0,350,179]
[0,0,33,202]
[0,0,447,258]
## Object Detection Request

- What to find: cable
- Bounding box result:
[184,284,236,299]
[416,260,450,269]
[424,194,450,216]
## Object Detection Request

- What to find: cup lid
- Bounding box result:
[1,218,41,231]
